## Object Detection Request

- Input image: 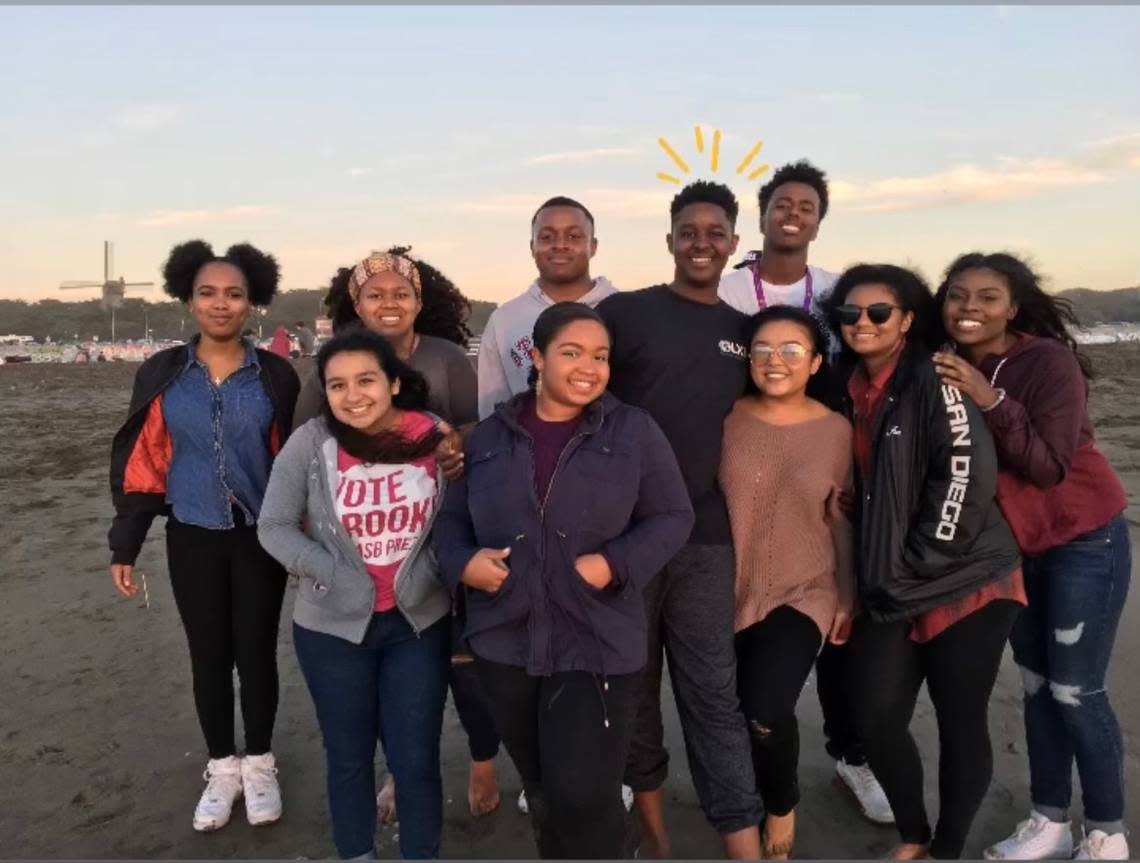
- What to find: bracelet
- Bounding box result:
[981,387,1006,413]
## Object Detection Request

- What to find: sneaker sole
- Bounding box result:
[247,810,282,827]
[832,774,895,826]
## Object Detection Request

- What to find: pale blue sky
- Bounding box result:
[1,5,1137,304]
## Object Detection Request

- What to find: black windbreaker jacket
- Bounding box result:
[836,345,1020,622]
[108,340,299,565]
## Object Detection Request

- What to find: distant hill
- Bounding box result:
[2,285,1137,343]
[0,290,497,344]
[1056,287,1140,325]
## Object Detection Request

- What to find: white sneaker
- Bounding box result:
[241,752,283,826]
[193,756,244,832]
[983,811,1073,860]
[835,758,895,825]
[517,788,528,814]
[1075,829,1129,860]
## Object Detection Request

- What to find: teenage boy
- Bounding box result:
[477,196,616,419]
[598,181,762,859]
[719,159,894,826]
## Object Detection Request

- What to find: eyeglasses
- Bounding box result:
[750,342,811,366]
[834,303,901,326]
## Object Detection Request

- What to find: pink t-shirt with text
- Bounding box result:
[334,411,439,612]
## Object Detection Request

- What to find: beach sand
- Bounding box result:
[1,346,1138,858]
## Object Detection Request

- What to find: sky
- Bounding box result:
[1,5,1138,307]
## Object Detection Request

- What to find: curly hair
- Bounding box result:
[161,239,280,305]
[322,246,472,348]
[934,251,1093,378]
[670,180,739,226]
[821,263,939,358]
[758,160,830,220]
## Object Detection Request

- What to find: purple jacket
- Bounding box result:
[433,391,693,676]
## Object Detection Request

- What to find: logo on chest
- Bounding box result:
[718,339,747,360]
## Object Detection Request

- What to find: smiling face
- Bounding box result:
[761,180,822,253]
[941,267,1018,353]
[324,350,401,435]
[749,318,822,399]
[353,270,422,341]
[530,318,611,410]
[668,202,739,290]
[839,282,914,362]
[189,261,251,341]
[531,205,596,286]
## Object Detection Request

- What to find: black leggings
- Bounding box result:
[849,600,1021,858]
[166,517,287,759]
[475,659,638,859]
[735,606,824,816]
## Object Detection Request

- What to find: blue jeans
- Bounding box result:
[1012,513,1131,833]
[294,612,449,859]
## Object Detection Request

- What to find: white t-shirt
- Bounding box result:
[718,262,839,316]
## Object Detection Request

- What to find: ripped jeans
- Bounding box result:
[1012,513,1131,833]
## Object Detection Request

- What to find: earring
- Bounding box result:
[535,376,543,397]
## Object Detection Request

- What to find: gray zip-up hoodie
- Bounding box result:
[258,416,451,644]
[477,277,617,419]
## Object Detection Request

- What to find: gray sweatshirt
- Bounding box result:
[258,416,451,644]
[477,277,617,419]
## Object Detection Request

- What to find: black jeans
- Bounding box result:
[735,606,823,816]
[849,600,1021,858]
[475,659,638,859]
[166,516,287,758]
[816,640,868,764]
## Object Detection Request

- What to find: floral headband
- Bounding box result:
[349,252,422,303]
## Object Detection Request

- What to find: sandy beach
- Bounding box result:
[1,345,1138,859]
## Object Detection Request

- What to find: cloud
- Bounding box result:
[114,104,184,133]
[347,166,372,178]
[137,205,279,228]
[830,132,1140,215]
[1081,132,1140,171]
[527,147,640,166]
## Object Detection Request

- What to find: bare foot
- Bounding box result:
[376,773,397,824]
[633,789,673,859]
[889,842,930,860]
[467,758,501,817]
[762,811,795,860]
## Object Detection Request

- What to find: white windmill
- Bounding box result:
[60,241,155,343]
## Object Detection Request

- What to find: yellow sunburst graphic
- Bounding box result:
[656,126,769,185]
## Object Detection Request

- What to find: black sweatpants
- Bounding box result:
[624,543,763,834]
[166,516,287,759]
[475,659,638,859]
[848,600,1021,858]
[735,606,824,816]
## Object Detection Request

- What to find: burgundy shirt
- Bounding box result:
[517,397,585,504]
[978,332,1127,554]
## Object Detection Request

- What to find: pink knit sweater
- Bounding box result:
[719,404,856,637]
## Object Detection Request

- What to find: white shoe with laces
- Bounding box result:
[835,758,894,825]
[983,811,1073,860]
[1074,829,1129,860]
[241,752,283,826]
[193,755,244,832]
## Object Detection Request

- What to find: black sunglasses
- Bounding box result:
[834,303,901,326]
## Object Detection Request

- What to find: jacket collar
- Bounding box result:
[492,389,619,438]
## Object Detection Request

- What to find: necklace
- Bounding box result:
[751,260,814,311]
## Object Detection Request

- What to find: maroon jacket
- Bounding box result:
[979,333,1126,554]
